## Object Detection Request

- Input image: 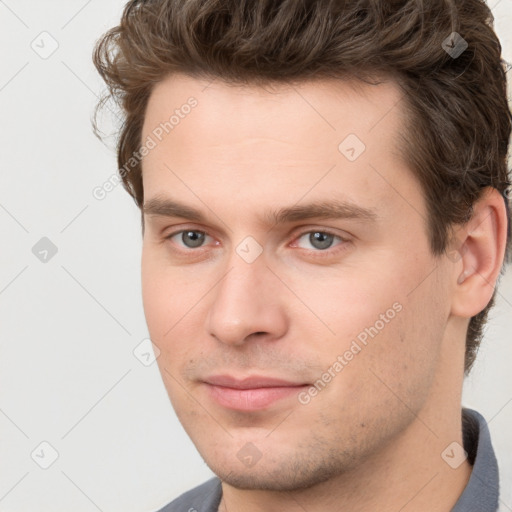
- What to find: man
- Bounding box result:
[93,0,511,510]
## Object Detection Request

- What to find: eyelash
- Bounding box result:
[163,227,350,258]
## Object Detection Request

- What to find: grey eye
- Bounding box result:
[307,232,335,250]
[181,230,206,248]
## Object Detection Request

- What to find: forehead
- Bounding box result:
[140,73,423,229]
[143,73,406,146]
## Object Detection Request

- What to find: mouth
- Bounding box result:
[202,375,310,411]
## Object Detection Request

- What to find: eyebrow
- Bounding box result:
[143,196,379,226]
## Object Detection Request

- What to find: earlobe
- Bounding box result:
[450,187,508,318]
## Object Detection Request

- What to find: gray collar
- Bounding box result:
[451,408,500,511]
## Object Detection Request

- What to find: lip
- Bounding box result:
[202,375,310,411]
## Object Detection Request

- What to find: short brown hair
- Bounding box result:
[93,0,511,374]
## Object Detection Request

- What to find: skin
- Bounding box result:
[140,73,508,511]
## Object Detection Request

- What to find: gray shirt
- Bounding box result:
[157,408,499,512]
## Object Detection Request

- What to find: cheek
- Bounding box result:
[289,257,445,392]
[141,250,212,376]
[141,253,166,337]
[287,265,403,349]
[141,263,197,408]
[349,274,447,406]
[141,250,186,346]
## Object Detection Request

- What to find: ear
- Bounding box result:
[450,187,509,318]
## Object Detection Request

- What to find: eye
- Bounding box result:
[166,230,212,249]
[294,231,344,251]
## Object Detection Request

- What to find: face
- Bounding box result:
[140,74,454,490]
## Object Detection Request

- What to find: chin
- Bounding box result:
[204,454,345,492]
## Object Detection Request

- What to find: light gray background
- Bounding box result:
[0,1,511,511]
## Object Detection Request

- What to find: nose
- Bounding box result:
[206,252,288,347]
